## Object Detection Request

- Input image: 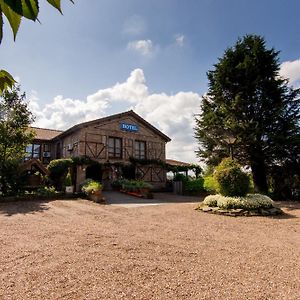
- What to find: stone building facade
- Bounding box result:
[26,111,171,191]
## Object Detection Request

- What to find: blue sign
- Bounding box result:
[120,122,139,132]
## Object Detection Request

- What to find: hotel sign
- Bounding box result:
[120,122,139,132]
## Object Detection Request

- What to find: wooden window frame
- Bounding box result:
[108,137,122,159]
[135,140,146,159]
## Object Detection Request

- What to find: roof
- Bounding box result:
[30,127,63,140]
[55,110,171,142]
[166,159,192,167]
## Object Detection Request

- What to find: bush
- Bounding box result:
[214,158,250,197]
[81,180,102,195]
[203,175,217,193]
[184,177,205,193]
[47,159,73,190]
[64,170,72,186]
[111,178,129,190]
[0,159,23,196]
[121,179,152,192]
[203,194,274,210]
[36,186,59,197]
[202,195,217,207]
[173,173,188,182]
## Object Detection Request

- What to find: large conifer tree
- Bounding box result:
[195,35,300,193]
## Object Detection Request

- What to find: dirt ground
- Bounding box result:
[0,197,299,300]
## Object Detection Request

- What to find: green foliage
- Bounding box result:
[173,173,187,182]
[203,175,217,193]
[0,159,23,196]
[0,86,34,195]
[0,0,74,93]
[202,196,217,207]
[72,155,100,166]
[0,0,74,43]
[81,180,102,195]
[214,158,250,197]
[36,186,58,197]
[203,194,274,210]
[0,70,16,92]
[120,179,152,193]
[184,177,205,193]
[129,157,202,177]
[195,34,300,193]
[111,178,128,189]
[64,170,72,186]
[47,158,72,189]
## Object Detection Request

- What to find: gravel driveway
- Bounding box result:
[0,198,299,300]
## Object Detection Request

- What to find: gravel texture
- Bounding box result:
[0,197,299,300]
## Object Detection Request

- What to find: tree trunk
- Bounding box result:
[250,159,268,193]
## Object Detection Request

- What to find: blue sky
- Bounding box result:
[1,0,300,162]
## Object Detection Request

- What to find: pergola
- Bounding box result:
[166,159,199,177]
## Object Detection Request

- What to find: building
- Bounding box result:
[24,110,171,191]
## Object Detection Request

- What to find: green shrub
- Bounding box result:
[202,195,217,207]
[184,177,205,193]
[0,159,24,196]
[111,178,131,189]
[214,158,250,197]
[82,180,102,195]
[64,170,72,186]
[203,175,217,193]
[121,179,152,192]
[203,194,274,210]
[47,158,73,190]
[173,173,188,182]
[36,186,58,197]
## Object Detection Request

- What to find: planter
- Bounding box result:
[88,190,105,203]
[65,185,74,194]
[120,189,154,199]
[139,188,153,199]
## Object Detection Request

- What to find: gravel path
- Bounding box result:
[0,198,299,300]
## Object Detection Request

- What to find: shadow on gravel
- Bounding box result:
[104,191,202,206]
[270,213,298,220]
[0,200,50,217]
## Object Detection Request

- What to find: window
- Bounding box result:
[135,141,146,159]
[25,143,41,161]
[108,137,122,158]
[43,144,51,164]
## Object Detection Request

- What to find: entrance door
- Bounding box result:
[86,164,102,181]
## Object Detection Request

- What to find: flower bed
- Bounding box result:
[113,179,153,199]
[81,180,105,203]
[196,194,283,216]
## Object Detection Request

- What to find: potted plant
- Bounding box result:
[64,170,74,194]
[82,180,104,203]
[138,181,153,198]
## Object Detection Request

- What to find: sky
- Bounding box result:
[1,0,300,163]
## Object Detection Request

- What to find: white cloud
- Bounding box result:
[175,34,185,47]
[280,58,300,87]
[30,69,201,163]
[123,15,146,36]
[127,39,154,57]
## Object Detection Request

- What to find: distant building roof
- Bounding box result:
[166,159,191,167]
[30,127,63,140]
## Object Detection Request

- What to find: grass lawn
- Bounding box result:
[0,198,299,299]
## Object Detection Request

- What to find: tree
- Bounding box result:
[195,35,300,193]
[0,85,34,195]
[0,0,74,93]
